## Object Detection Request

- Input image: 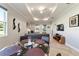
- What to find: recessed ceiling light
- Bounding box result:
[40,10,43,14]
[34,17,39,21]
[38,6,45,11]
[49,8,53,11]
[31,8,34,10]
[43,18,49,21]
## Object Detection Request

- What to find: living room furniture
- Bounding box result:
[19,33,50,55]
[35,39,45,45]
[59,36,65,44]
[0,44,21,56]
[53,33,65,44]
[24,48,45,56]
[23,33,49,44]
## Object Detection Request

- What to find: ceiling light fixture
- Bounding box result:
[39,6,45,11]
[34,17,39,21]
[40,10,43,14]
[43,18,49,21]
[31,8,34,10]
[49,8,53,11]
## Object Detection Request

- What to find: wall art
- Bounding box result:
[69,14,79,27]
[18,23,20,32]
[57,24,64,31]
[13,18,16,30]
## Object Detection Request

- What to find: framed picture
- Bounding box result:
[69,14,79,27]
[57,24,64,31]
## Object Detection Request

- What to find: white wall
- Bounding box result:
[0,4,27,49]
[52,4,79,51]
[31,24,52,34]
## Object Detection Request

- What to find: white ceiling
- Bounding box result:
[26,3,57,20]
[5,3,76,25]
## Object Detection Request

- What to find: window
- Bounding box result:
[0,6,7,37]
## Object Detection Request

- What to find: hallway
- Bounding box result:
[0,3,79,56]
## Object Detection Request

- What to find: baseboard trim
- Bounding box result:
[66,43,79,52]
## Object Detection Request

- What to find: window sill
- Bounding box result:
[0,34,8,38]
